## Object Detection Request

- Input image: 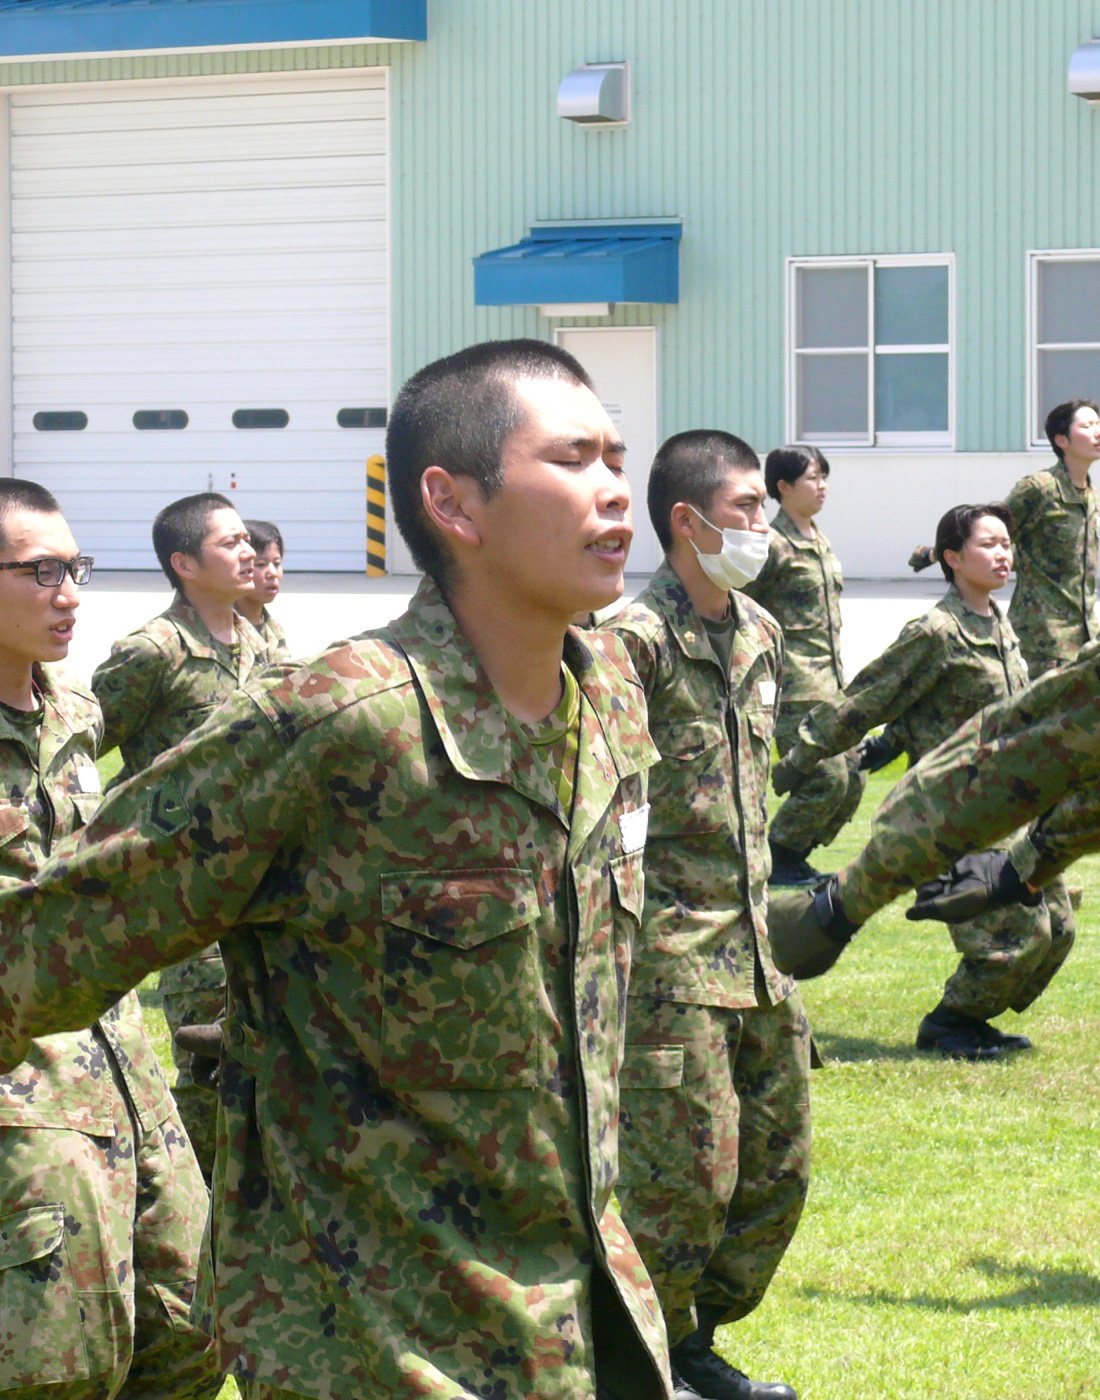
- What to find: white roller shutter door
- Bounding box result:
[11,71,389,571]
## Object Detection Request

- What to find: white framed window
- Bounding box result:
[1028,250,1100,448]
[786,255,954,448]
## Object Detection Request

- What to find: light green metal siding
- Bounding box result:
[2,1,1100,451]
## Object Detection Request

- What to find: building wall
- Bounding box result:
[1,1,1099,572]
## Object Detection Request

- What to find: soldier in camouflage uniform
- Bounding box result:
[741,445,864,886]
[611,431,808,1400]
[1005,398,1100,677]
[0,480,219,1400]
[238,521,291,662]
[0,342,673,1400]
[766,635,1100,973]
[774,504,1074,1058]
[92,493,266,1179]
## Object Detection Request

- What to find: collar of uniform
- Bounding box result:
[941,583,1003,638]
[167,591,259,677]
[772,507,819,550]
[389,576,653,800]
[646,558,734,669]
[0,664,99,770]
[1052,460,1093,504]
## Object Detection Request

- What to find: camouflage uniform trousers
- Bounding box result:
[941,873,1076,1020]
[0,1067,220,1399]
[769,700,865,855]
[616,988,811,1347]
[157,949,225,1184]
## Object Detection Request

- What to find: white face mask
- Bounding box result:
[688,504,771,589]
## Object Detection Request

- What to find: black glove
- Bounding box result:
[772,753,812,796]
[174,1019,224,1092]
[908,545,936,573]
[905,850,1044,924]
[856,731,903,773]
[768,875,862,980]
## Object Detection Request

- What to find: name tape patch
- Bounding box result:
[619,803,650,854]
[758,679,778,707]
[76,766,101,794]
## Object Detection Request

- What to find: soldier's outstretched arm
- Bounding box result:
[836,649,1100,923]
[769,647,1100,976]
[0,687,300,1073]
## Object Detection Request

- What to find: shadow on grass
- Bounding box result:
[800,1257,1100,1311]
[137,983,165,1011]
[811,1030,923,1064]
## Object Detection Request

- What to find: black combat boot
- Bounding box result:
[767,839,822,888]
[915,1003,1003,1061]
[670,1330,798,1400]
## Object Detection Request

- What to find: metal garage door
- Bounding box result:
[11,71,389,571]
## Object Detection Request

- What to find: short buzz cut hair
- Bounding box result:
[0,479,63,550]
[647,430,761,552]
[1045,399,1099,460]
[386,339,595,590]
[152,492,236,590]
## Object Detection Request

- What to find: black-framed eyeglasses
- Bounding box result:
[0,555,95,586]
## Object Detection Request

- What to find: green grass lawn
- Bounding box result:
[723,760,1100,1399]
[104,749,1100,1398]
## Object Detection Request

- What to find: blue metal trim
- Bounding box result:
[474,223,682,306]
[0,1,426,57]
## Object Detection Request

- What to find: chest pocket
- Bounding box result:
[648,717,730,837]
[380,868,540,1092]
[0,1205,90,1385]
[0,804,28,850]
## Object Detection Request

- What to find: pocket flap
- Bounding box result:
[381,868,539,950]
[73,793,101,825]
[0,1206,64,1268]
[621,1045,684,1090]
[610,852,645,920]
[0,805,28,849]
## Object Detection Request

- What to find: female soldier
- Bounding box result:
[773,503,1075,1060]
[742,443,865,885]
[239,518,291,659]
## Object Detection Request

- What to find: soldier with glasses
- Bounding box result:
[0,479,219,1400]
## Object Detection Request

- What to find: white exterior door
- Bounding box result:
[555,327,660,575]
[10,71,389,571]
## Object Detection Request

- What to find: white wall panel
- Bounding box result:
[11,70,389,570]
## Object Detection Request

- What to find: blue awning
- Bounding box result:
[474,223,682,307]
[0,1,426,59]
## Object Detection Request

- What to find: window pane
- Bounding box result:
[875,352,949,432]
[33,411,87,431]
[797,352,869,435]
[875,265,948,346]
[1037,349,1100,436]
[797,266,868,348]
[1038,261,1100,345]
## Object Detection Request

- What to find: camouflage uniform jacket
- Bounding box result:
[0,666,173,1139]
[741,508,845,701]
[93,591,270,782]
[837,640,1100,924]
[241,606,291,663]
[1006,461,1099,672]
[610,560,793,1009]
[0,578,671,1400]
[787,587,1028,772]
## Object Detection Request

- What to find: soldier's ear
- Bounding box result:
[171,550,200,582]
[420,466,483,550]
[670,502,700,544]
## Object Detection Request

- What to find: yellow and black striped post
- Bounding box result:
[366,454,386,576]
